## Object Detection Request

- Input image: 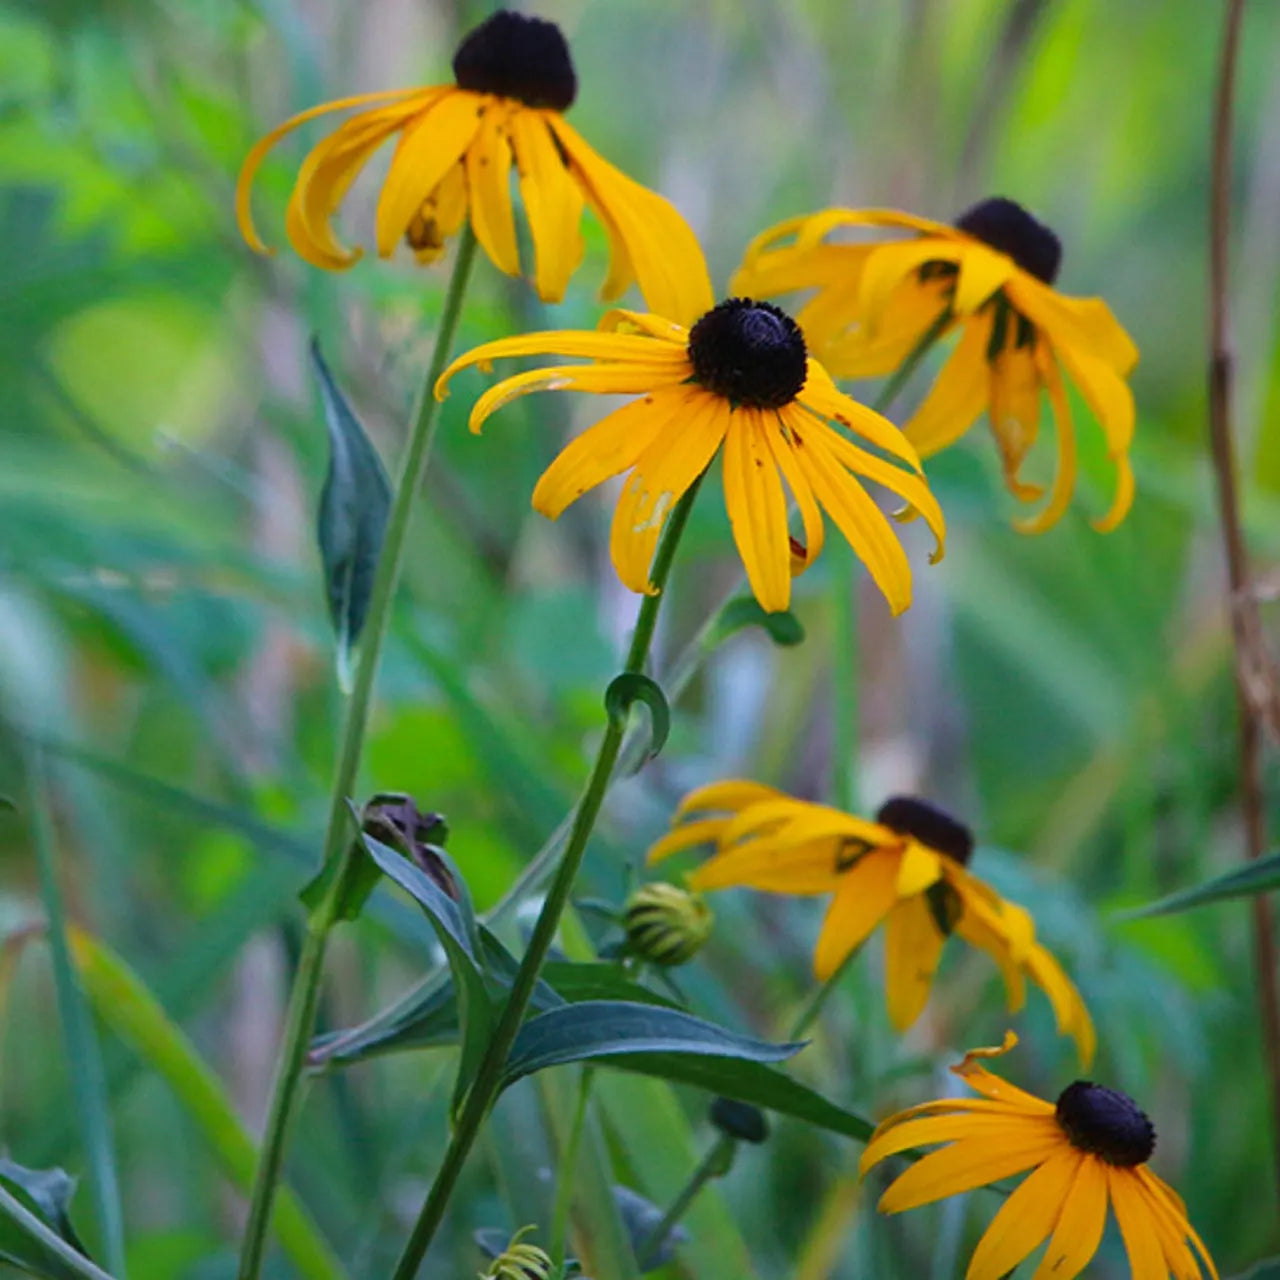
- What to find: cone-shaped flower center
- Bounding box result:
[955,197,1062,285]
[876,796,974,865]
[453,10,577,111]
[687,298,808,409]
[1055,1081,1156,1167]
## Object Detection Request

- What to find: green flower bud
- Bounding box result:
[479,1226,552,1280]
[710,1096,770,1144]
[623,882,713,967]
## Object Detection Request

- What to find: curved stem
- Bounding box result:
[636,1134,734,1269]
[390,475,706,1280]
[236,227,480,1280]
[1206,0,1280,1207]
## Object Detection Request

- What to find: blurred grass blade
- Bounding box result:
[65,929,344,1280]
[0,1166,114,1280]
[1117,852,1280,920]
[311,339,391,691]
[25,752,126,1278]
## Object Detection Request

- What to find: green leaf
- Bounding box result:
[608,1053,875,1142]
[311,338,391,689]
[710,596,806,647]
[501,1001,801,1087]
[605,674,670,763]
[0,1160,98,1280]
[1116,852,1280,920]
[357,833,494,1107]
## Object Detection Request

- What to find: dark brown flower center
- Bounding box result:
[452,11,577,111]
[955,197,1061,285]
[687,298,807,409]
[875,796,974,865]
[1055,1081,1156,1167]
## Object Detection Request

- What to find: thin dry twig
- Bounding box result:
[1207,0,1280,1208]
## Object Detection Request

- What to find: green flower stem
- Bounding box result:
[26,749,127,1279]
[827,310,952,814]
[390,475,706,1280]
[636,1134,735,1269]
[236,226,480,1280]
[787,945,862,1040]
[548,1066,594,1266]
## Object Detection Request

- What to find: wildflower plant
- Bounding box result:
[7,5,1279,1280]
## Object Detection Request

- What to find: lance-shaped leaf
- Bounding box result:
[501,1001,801,1087]
[311,339,391,689]
[709,596,806,647]
[0,1160,102,1280]
[1116,851,1280,921]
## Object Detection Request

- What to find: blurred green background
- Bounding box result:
[2,0,1279,1276]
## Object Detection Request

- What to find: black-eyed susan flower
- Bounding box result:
[732,198,1138,533]
[435,300,946,615]
[860,1034,1217,1280]
[624,882,714,967]
[648,784,1094,1063]
[236,10,711,322]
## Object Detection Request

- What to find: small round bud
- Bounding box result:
[624,883,714,967]
[710,1096,770,1144]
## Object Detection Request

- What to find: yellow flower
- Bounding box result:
[860,1033,1218,1280]
[235,10,711,322]
[648,784,1094,1064]
[732,198,1139,533]
[435,300,945,615]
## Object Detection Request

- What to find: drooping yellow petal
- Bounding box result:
[722,410,793,613]
[1007,275,1139,375]
[1108,1166,1170,1280]
[951,1039,1056,1114]
[375,89,485,257]
[799,360,924,472]
[689,835,846,895]
[952,242,1016,316]
[236,87,435,253]
[1033,1156,1109,1280]
[465,362,689,434]
[598,309,689,344]
[788,421,915,616]
[820,276,951,381]
[1139,1186,1205,1280]
[877,1129,1065,1214]
[730,243,873,316]
[895,841,942,897]
[466,100,519,276]
[904,310,993,457]
[436,330,688,400]
[1055,334,1136,456]
[813,851,900,979]
[952,891,1028,1012]
[550,117,714,326]
[672,779,787,821]
[609,389,728,594]
[860,1114,1047,1172]
[1013,343,1078,534]
[1025,942,1096,1068]
[510,110,585,302]
[765,410,826,575]
[965,1148,1080,1280]
[646,817,729,865]
[531,387,687,518]
[717,797,887,852]
[406,161,469,264]
[988,339,1046,500]
[883,895,947,1030]
[1139,1170,1219,1280]
[857,239,959,331]
[581,186,637,301]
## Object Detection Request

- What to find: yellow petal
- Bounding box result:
[510,109,585,302]
[1055,334,1136,455]
[951,1038,1056,1115]
[965,1148,1080,1280]
[406,160,469,263]
[762,411,826,576]
[1033,1156,1109,1280]
[1006,275,1139,375]
[820,277,951,381]
[1025,942,1096,1068]
[609,390,727,594]
[877,1130,1065,1215]
[375,90,485,257]
[466,362,689,434]
[884,895,947,1029]
[904,311,993,457]
[861,1113,1044,1174]
[858,238,959,329]
[787,419,915,616]
[813,851,900,979]
[953,243,1016,316]
[466,100,519,276]
[236,86,435,253]
[531,387,687,519]
[646,817,728,865]
[717,797,886,851]
[689,835,847,895]
[1108,1166,1170,1280]
[722,410,793,613]
[988,339,1046,500]
[1013,344,1078,534]
[598,309,689,344]
[550,117,714,326]
[799,360,924,472]
[895,841,942,897]
[1139,1170,1219,1280]
[672,779,787,820]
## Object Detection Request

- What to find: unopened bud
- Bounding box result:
[479,1226,552,1280]
[359,793,456,900]
[710,1096,769,1144]
[624,882,713,967]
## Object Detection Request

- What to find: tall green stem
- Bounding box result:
[636,1135,734,1269]
[390,475,706,1280]
[27,749,127,1278]
[787,946,862,1040]
[236,227,480,1280]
